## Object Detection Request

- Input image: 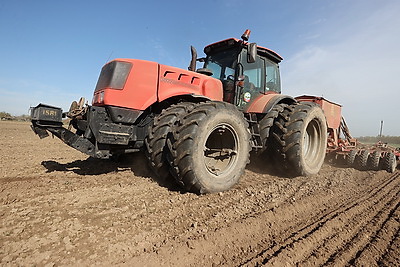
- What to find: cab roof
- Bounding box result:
[204,38,283,63]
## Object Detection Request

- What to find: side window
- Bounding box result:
[204,47,240,81]
[265,60,281,93]
[206,62,221,80]
[241,54,264,92]
[223,66,235,80]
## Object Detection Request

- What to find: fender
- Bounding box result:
[189,94,212,101]
[244,93,296,113]
[162,93,212,104]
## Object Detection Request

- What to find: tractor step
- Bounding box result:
[245,113,263,150]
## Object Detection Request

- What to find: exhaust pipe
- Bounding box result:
[188,45,197,71]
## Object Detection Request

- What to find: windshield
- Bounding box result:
[203,48,240,81]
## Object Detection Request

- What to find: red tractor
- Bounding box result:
[31,30,328,193]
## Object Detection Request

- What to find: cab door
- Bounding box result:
[235,50,266,110]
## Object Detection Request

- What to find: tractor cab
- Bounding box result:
[200,30,283,111]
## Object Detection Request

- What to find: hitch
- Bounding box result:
[30,104,63,139]
[67,97,88,119]
[30,102,99,158]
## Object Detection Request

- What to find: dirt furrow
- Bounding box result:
[319,186,399,266]
[304,173,400,265]
[378,226,400,266]
[272,189,399,267]
[240,171,399,266]
[322,173,399,266]
[122,170,398,267]
[1,122,399,266]
[351,201,400,266]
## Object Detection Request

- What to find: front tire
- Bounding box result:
[145,102,195,180]
[167,101,251,194]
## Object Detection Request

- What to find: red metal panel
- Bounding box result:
[157,65,223,102]
[93,59,158,110]
[93,60,223,111]
[244,92,279,113]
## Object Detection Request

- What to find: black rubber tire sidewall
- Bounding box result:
[382,152,397,173]
[347,150,358,166]
[367,151,380,171]
[297,105,327,175]
[277,103,327,176]
[145,103,195,180]
[191,109,249,192]
[355,150,369,170]
[170,102,250,193]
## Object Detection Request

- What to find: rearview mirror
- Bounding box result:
[247,43,257,63]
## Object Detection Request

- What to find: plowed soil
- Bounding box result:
[1,121,399,266]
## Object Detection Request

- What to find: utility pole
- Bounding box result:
[379,120,384,138]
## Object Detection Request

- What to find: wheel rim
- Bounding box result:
[303,119,323,167]
[203,123,239,177]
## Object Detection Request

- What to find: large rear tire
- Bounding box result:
[167,101,251,194]
[270,102,327,176]
[145,103,195,180]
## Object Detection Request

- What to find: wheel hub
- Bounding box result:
[203,123,239,176]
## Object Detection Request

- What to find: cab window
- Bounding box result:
[204,48,239,81]
[265,59,281,93]
[240,51,264,92]
[237,50,265,108]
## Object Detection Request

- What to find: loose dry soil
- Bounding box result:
[0,121,399,266]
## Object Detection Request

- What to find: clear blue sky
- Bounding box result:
[1,0,399,136]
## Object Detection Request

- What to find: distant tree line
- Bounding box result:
[0,111,10,117]
[357,135,400,146]
[0,111,30,121]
